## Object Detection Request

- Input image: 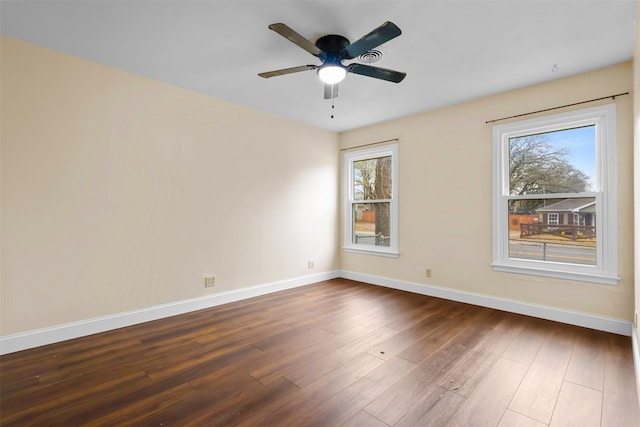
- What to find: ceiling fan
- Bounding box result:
[258,21,406,99]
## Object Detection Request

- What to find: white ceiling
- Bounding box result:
[1,1,636,132]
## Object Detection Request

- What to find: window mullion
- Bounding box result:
[505,192,598,201]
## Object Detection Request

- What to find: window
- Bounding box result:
[343,143,398,256]
[492,104,618,284]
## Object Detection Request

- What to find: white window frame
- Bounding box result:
[548,213,559,225]
[343,143,399,257]
[492,104,619,285]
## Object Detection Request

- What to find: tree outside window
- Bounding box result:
[353,155,392,244]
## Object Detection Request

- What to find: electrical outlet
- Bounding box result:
[308,261,315,269]
[204,276,216,288]
[426,269,432,278]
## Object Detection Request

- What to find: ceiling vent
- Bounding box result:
[357,49,384,64]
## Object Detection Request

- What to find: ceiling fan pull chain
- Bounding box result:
[331,88,336,119]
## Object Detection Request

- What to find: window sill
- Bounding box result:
[492,263,620,285]
[343,247,400,258]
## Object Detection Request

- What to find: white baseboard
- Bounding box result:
[633,327,640,407]
[0,271,340,355]
[2,269,632,355]
[340,270,633,336]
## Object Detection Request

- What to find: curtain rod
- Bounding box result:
[340,138,398,152]
[485,92,629,124]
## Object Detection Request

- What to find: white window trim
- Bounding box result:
[492,104,619,285]
[343,143,399,257]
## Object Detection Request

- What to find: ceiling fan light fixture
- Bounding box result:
[318,64,347,84]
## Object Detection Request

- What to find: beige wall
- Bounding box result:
[340,62,634,321]
[634,0,640,388]
[0,37,340,335]
[1,35,636,338]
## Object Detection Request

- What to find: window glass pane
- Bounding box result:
[353,156,392,201]
[508,197,596,266]
[509,125,595,195]
[352,202,391,247]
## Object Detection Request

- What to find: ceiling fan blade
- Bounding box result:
[341,21,402,59]
[258,65,317,78]
[347,63,406,83]
[268,23,323,57]
[324,84,338,99]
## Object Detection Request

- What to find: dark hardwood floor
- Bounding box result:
[1,278,639,426]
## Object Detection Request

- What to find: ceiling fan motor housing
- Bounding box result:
[315,34,350,65]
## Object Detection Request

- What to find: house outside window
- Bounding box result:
[492,104,618,284]
[573,212,586,226]
[343,143,399,257]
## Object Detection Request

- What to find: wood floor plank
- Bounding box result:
[87,382,200,426]
[186,349,271,396]
[178,377,297,427]
[601,334,640,427]
[508,337,573,424]
[394,386,466,427]
[449,316,494,349]
[235,352,385,426]
[248,324,372,385]
[437,315,524,398]
[498,409,548,427]
[364,341,469,425]
[1,369,153,426]
[298,357,417,427]
[304,309,373,335]
[501,322,546,367]
[447,357,529,427]
[325,326,400,365]
[470,317,522,359]
[144,342,263,382]
[564,328,606,391]
[437,348,496,397]
[342,410,390,427]
[396,316,471,364]
[194,316,294,352]
[384,297,440,331]
[230,382,315,426]
[0,336,148,399]
[251,324,335,354]
[287,351,384,392]
[549,380,602,427]
[367,314,449,361]
[1,278,638,427]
